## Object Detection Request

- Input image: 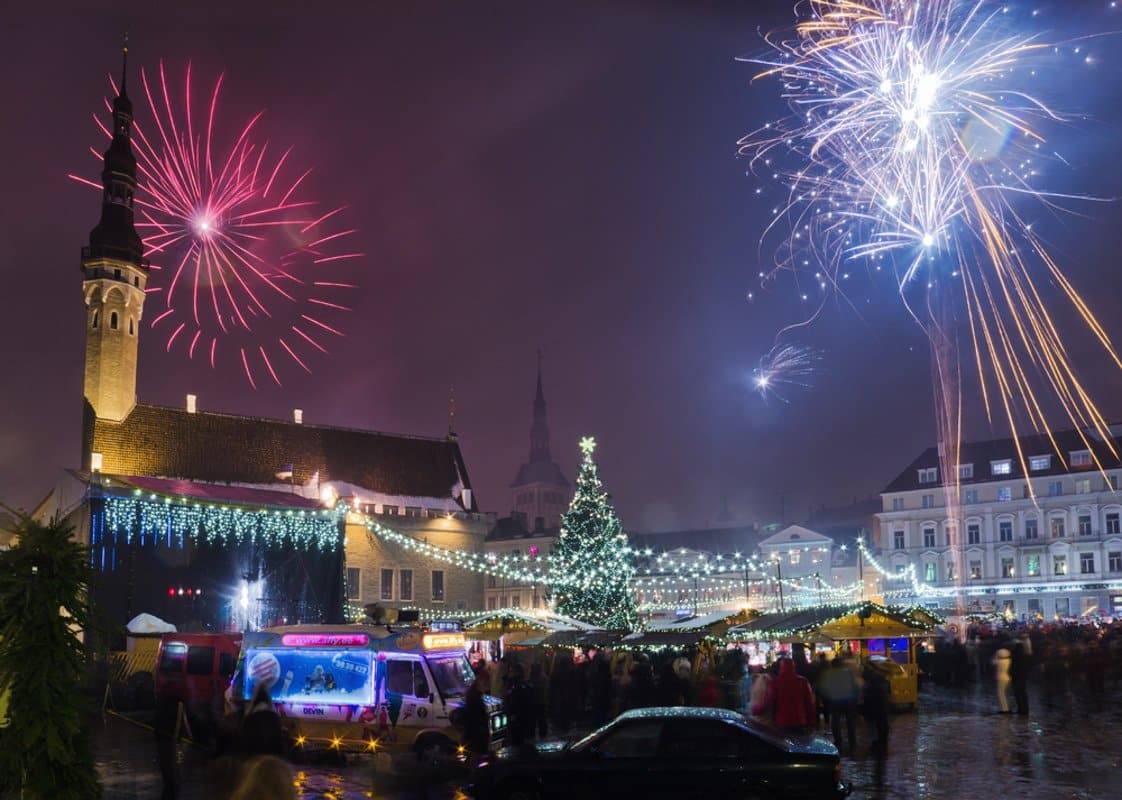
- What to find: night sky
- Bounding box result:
[4,0,1122,531]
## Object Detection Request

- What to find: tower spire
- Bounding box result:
[120,30,129,96]
[529,350,551,462]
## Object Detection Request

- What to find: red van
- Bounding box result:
[155,633,243,734]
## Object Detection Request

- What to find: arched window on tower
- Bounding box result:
[129,318,134,335]
[91,311,99,329]
[110,311,118,330]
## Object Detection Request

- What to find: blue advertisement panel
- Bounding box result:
[243,648,373,705]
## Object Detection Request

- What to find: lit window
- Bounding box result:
[1070,450,1092,468]
[946,562,956,581]
[991,459,1012,476]
[790,550,801,565]
[918,467,938,484]
[1026,555,1040,577]
[925,563,936,582]
[969,560,982,579]
[1051,518,1066,538]
[1053,555,1067,576]
[1029,455,1051,471]
[1001,558,1015,578]
[958,463,974,480]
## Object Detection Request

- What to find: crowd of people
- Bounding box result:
[919,618,1122,713]
[459,642,896,759]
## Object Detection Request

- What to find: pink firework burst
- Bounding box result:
[71,62,362,387]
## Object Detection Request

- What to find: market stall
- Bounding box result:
[728,602,937,707]
[462,609,597,662]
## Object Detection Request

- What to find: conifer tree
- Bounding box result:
[548,437,637,629]
[0,513,101,799]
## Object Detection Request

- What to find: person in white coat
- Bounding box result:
[992,645,1012,713]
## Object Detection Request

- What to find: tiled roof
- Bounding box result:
[83,402,476,509]
[119,475,324,509]
[882,426,1122,494]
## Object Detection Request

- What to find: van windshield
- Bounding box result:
[427,655,475,699]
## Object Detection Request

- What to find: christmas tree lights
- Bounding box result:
[547,437,638,629]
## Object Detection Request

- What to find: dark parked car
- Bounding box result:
[467,706,851,800]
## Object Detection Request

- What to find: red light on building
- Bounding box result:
[168,587,175,597]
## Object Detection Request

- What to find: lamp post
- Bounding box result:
[775,556,784,612]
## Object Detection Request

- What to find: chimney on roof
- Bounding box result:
[294,408,303,425]
[186,394,197,414]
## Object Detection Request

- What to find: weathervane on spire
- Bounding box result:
[579,436,597,457]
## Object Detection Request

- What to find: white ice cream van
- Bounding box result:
[230,623,506,756]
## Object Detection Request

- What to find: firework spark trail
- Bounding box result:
[741,1,1121,498]
[72,62,364,387]
[753,343,823,402]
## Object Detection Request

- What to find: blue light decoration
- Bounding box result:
[96,490,344,554]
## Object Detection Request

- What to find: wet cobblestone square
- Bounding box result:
[94,680,1122,799]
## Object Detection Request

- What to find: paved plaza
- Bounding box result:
[94,680,1122,799]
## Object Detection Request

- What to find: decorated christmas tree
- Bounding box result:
[548,437,637,629]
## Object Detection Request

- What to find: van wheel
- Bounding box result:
[414,734,454,765]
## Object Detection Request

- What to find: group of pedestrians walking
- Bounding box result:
[460,645,895,759]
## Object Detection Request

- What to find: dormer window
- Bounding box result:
[1029,455,1051,471]
[1070,450,1092,468]
[958,463,974,480]
[918,467,938,484]
[991,459,1012,476]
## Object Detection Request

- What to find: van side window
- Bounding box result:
[218,652,236,678]
[413,663,430,697]
[158,644,187,672]
[386,659,429,697]
[186,646,216,676]
[386,659,414,695]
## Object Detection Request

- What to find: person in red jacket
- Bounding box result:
[751,657,817,732]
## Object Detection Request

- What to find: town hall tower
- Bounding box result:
[82,41,148,425]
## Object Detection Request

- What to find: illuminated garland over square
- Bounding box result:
[99,491,344,551]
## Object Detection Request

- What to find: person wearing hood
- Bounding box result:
[751,657,817,732]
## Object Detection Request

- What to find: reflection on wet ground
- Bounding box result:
[96,682,1122,798]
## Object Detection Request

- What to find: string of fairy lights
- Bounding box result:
[97,489,344,551]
